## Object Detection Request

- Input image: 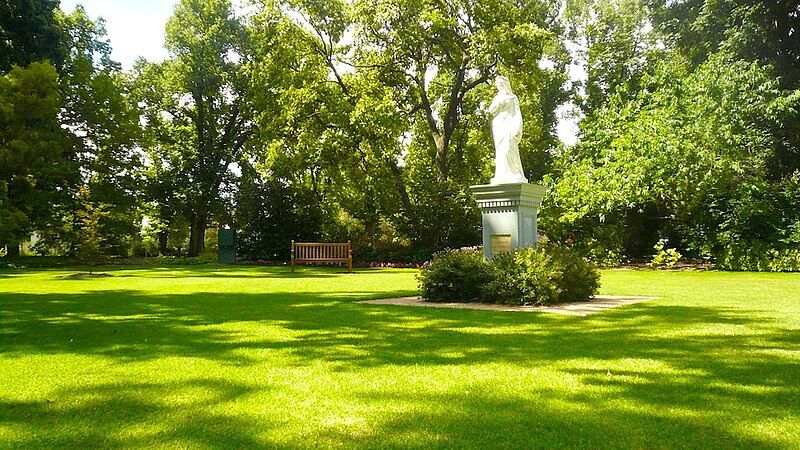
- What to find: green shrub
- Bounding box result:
[650,239,682,269]
[417,247,492,302]
[417,243,600,306]
[572,237,627,268]
[716,243,800,272]
[550,245,603,303]
[486,244,600,306]
[485,248,558,305]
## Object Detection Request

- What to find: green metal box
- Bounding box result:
[218,228,236,264]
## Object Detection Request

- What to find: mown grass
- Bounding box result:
[1,265,798,448]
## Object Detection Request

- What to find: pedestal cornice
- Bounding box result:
[469,183,546,207]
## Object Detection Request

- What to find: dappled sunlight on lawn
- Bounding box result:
[1,266,799,447]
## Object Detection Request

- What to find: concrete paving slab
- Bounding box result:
[358,295,655,317]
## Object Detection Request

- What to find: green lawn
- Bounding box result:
[1,266,799,448]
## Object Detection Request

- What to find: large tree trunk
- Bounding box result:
[387,159,413,214]
[435,138,450,181]
[158,232,168,255]
[5,243,20,258]
[188,212,207,257]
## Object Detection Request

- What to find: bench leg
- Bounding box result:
[291,240,295,272]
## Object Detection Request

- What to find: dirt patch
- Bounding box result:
[358,295,655,317]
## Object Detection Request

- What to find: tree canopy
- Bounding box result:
[1,0,798,270]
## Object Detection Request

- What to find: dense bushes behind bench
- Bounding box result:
[418,244,600,306]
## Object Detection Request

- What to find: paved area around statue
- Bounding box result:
[359,295,655,317]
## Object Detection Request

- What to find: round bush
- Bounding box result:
[418,244,600,306]
[486,244,600,306]
[417,247,492,302]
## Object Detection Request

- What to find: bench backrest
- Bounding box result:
[292,242,351,261]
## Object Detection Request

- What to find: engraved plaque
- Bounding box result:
[490,235,512,255]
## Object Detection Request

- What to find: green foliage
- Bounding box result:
[486,244,600,306]
[418,243,600,305]
[486,246,558,305]
[417,247,492,303]
[716,244,800,273]
[550,0,800,271]
[322,213,413,263]
[650,0,800,180]
[569,237,627,269]
[713,174,800,272]
[565,0,658,115]
[401,180,482,262]
[650,239,681,269]
[649,0,800,91]
[0,62,74,252]
[0,0,65,72]
[137,0,252,257]
[543,52,800,267]
[32,6,142,257]
[234,174,324,261]
[131,229,160,258]
[74,187,111,272]
[240,0,566,263]
[246,2,400,261]
[351,0,561,183]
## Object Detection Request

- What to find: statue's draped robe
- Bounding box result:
[489,93,527,184]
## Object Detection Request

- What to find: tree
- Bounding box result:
[543,53,800,263]
[234,164,324,260]
[242,0,567,260]
[34,6,143,256]
[353,0,556,182]
[545,0,800,270]
[648,0,800,89]
[64,7,142,254]
[646,0,800,179]
[138,0,252,256]
[0,0,65,72]
[564,0,659,115]
[74,186,110,273]
[0,62,75,257]
[134,61,193,255]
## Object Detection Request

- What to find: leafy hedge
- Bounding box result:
[716,244,800,272]
[418,243,600,306]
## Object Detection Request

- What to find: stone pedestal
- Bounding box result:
[469,183,546,259]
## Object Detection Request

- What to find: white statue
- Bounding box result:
[488,76,528,185]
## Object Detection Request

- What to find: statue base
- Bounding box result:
[469,183,546,260]
[490,174,528,185]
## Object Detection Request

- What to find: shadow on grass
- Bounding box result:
[0,269,26,279]
[0,379,271,448]
[1,280,798,447]
[51,265,351,280]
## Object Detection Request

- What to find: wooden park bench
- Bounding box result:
[291,241,353,273]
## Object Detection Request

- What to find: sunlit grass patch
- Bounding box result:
[1,265,799,447]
